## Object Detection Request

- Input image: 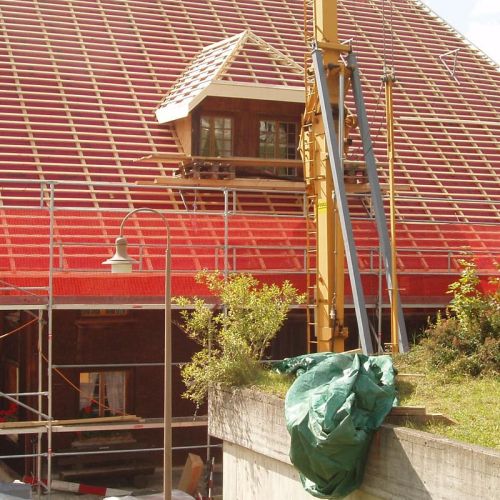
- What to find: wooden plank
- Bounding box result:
[387,406,457,426]
[136,153,303,170]
[177,453,204,495]
[0,415,207,432]
[0,415,140,430]
[145,176,306,192]
[390,406,426,416]
[59,463,154,481]
[344,183,412,193]
[386,413,457,426]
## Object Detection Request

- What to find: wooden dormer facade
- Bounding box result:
[154,30,305,182]
[173,96,303,179]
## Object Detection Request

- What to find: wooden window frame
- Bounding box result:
[199,114,234,157]
[258,119,299,177]
[79,370,131,418]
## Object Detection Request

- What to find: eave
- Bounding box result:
[155,81,304,124]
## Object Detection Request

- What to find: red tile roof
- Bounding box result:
[0,0,498,304]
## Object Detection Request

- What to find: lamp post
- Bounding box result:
[103,208,172,500]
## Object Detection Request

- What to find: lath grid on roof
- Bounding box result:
[339,0,499,225]
[0,0,498,283]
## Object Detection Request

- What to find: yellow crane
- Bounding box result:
[301,0,408,354]
[301,0,353,353]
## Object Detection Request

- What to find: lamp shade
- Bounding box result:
[102,236,138,273]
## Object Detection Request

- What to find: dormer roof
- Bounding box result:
[155,30,304,124]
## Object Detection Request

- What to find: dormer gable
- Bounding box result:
[155,30,304,125]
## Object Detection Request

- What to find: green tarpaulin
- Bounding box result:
[275,353,397,499]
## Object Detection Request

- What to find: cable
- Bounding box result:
[0,317,39,341]
[390,0,394,67]
[382,0,386,67]
[348,80,385,161]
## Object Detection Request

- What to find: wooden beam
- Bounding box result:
[139,176,306,192]
[137,177,411,194]
[390,406,426,416]
[0,415,208,432]
[387,406,457,426]
[0,414,140,430]
[136,152,187,162]
[136,153,303,170]
[344,183,412,194]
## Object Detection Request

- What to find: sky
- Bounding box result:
[423,0,500,64]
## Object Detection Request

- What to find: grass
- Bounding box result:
[251,366,292,398]
[394,351,500,449]
[253,353,499,449]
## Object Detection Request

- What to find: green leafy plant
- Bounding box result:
[420,260,499,376]
[175,271,304,406]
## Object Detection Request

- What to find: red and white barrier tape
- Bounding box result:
[23,476,132,496]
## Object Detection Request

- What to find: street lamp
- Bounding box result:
[103,208,172,500]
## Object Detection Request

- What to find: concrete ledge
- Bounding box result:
[209,387,500,499]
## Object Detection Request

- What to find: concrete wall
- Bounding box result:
[209,388,500,500]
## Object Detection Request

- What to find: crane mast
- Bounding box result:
[301,0,351,352]
[301,0,409,354]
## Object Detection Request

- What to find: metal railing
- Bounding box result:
[0,178,498,497]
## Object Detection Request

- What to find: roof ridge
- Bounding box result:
[414,0,499,70]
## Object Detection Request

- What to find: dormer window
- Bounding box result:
[200,116,233,157]
[155,31,304,177]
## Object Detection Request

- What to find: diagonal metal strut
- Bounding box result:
[311,45,374,355]
[348,52,409,352]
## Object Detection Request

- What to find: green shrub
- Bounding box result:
[421,261,499,376]
[175,272,304,406]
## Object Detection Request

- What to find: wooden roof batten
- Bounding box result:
[155,29,304,124]
[0,0,498,287]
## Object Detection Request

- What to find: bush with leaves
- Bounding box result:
[421,260,499,376]
[175,272,304,406]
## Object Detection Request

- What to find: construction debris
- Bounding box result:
[177,454,203,496]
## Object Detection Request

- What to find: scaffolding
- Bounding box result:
[0,0,498,494]
[0,177,498,495]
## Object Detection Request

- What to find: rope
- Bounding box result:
[390,0,394,67]
[382,0,386,67]
[0,317,39,341]
[382,0,395,69]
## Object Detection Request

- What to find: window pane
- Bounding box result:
[259,121,276,158]
[104,371,126,415]
[79,372,99,413]
[200,118,211,156]
[200,116,233,157]
[79,371,126,417]
[259,120,297,160]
